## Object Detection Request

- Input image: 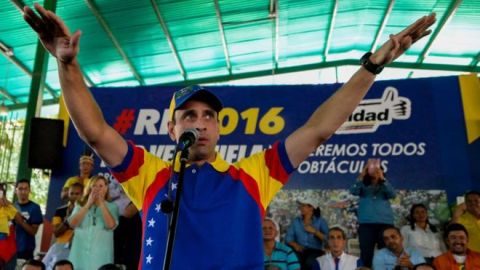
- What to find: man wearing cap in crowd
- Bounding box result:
[61,155,94,200]
[286,198,329,269]
[22,4,436,269]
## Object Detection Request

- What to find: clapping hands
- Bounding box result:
[86,188,106,207]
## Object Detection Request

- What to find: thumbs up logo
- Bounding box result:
[336,87,411,134]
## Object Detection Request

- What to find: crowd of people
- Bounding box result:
[261,159,480,269]
[2,156,479,270]
[263,195,480,270]
[0,155,142,270]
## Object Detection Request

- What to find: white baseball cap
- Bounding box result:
[297,198,318,209]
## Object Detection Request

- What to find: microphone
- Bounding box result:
[176,128,199,150]
[160,199,174,213]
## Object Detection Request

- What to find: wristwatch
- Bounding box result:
[361,52,384,74]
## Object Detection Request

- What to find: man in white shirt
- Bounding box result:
[312,227,363,270]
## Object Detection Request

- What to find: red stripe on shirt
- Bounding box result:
[228,167,265,217]
[138,166,171,270]
[111,146,145,183]
[143,167,172,212]
[265,142,289,184]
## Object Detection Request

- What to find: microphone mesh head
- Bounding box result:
[184,128,199,140]
[177,128,199,150]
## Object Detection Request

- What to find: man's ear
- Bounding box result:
[167,121,177,142]
[215,116,221,141]
[216,125,220,141]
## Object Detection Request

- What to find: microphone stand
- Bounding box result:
[162,148,189,270]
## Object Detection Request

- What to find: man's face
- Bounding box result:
[169,100,220,162]
[262,219,277,241]
[383,228,403,254]
[465,194,480,218]
[446,230,468,255]
[15,182,30,202]
[328,230,346,254]
[79,160,93,176]
[68,186,83,203]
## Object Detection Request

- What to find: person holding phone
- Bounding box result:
[349,159,397,267]
[0,183,20,270]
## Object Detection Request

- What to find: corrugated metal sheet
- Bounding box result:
[0,0,479,109]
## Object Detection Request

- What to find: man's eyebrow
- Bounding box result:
[180,109,197,116]
[204,109,216,114]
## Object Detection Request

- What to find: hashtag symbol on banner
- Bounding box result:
[113,109,136,134]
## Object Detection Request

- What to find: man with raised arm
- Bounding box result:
[22,4,435,269]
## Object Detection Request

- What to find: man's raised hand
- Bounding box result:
[371,13,437,66]
[23,3,81,63]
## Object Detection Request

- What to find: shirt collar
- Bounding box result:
[328,251,346,260]
[172,151,230,173]
[414,223,432,232]
[385,247,405,258]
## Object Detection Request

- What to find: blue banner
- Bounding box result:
[46,76,475,217]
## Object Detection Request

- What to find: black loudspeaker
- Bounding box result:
[28,118,64,169]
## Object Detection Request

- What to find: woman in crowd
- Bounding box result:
[68,175,119,270]
[401,203,445,264]
[285,198,328,270]
[349,158,396,267]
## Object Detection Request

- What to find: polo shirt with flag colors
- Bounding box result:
[111,140,294,269]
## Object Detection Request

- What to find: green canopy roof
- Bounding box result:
[1,0,479,110]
